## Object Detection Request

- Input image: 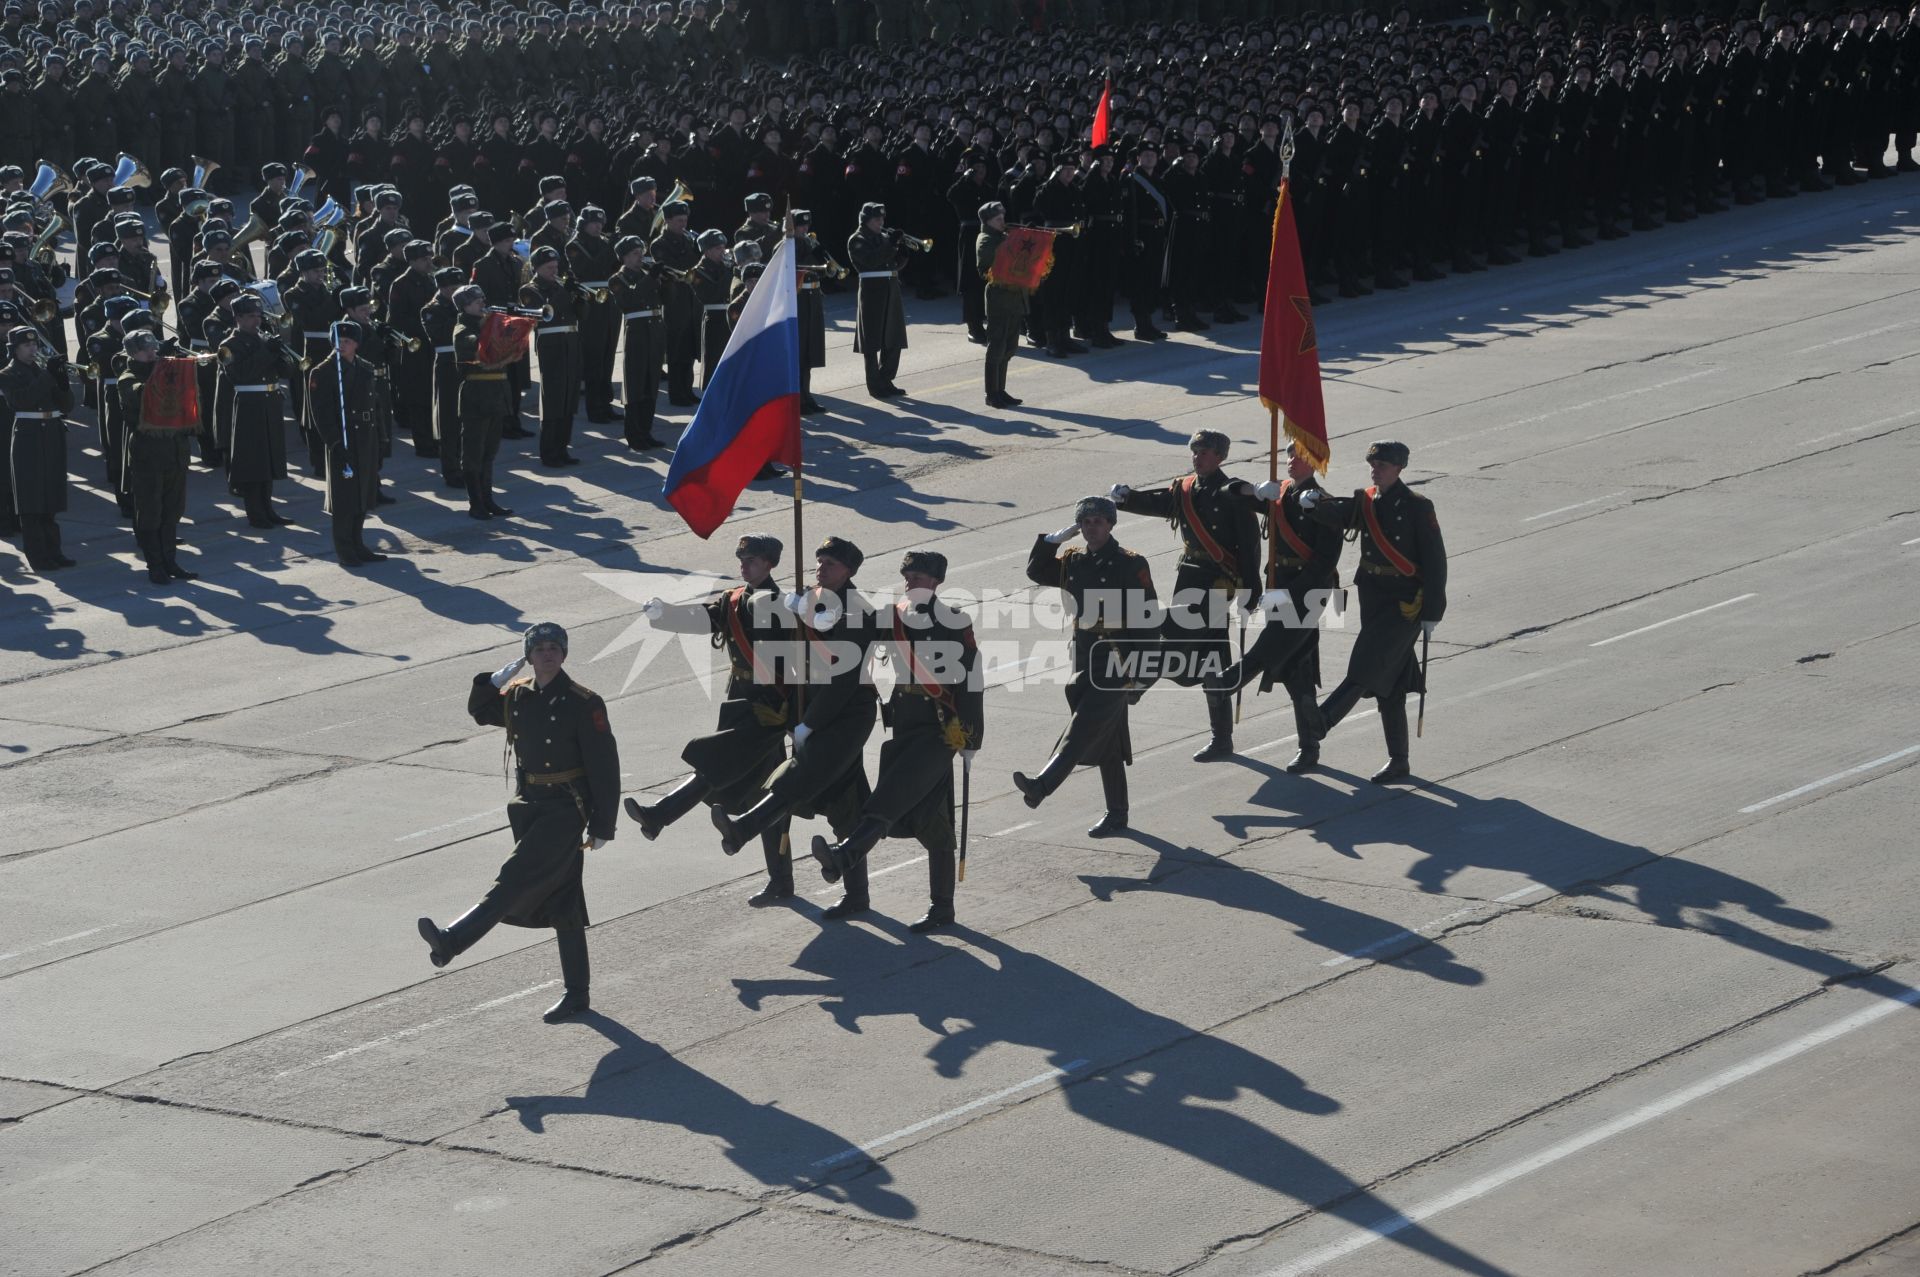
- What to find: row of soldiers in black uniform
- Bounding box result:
[421,426,1445,1013]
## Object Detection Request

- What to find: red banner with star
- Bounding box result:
[140,357,202,429]
[988,226,1057,292]
[1257,177,1327,472]
[476,313,536,365]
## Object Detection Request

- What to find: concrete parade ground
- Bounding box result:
[3,175,1919,1277]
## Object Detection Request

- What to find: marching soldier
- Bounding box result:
[418,621,619,1025]
[690,228,735,389]
[712,536,879,924]
[607,235,664,449]
[566,206,621,425]
[1299,441,1448,783]
[218,294,298,530]
[1110,429,1262,762]
[118,330,197,585]
[811,550,983,933]
[650,199,702,407]
[848,202,909,399]
[452,283,515,520]
[1,326,76,572]
[1013,495,1160,837]
[305,319,388,567]
[627,534,796,904]
[520,245,582,467]
[974,200,1025,409]
[1210,445,1347,773]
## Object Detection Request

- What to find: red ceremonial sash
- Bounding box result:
[726,586,775,686]
[1272,479,1315,561]
[1179,475,1238,576]
[893,603,957,711]
[1359,486,1419,576]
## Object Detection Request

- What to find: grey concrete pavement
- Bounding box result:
[3,176,1918,1275]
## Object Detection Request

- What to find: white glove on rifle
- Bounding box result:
[1297,488,1321,511]
[961,749,978,762]
[490,656,527,688]
[1252,479,1283,502]
[792,722,813,746]
[1108,482,1131,501]
[782,590,806,614]
[1258,588,1291,614]
[1422,620,1439,636]
[642,597,665,620]
[1044,525,1080,544]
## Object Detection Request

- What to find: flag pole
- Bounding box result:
[784,203,804,861]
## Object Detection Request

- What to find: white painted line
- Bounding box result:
[1494,884,1551,903]
[811,855,929,897]
[812,1057,1091,1168]
[395,809,497,842]
[1589,594,1757,647]
[1903,536,1920,547]
[1259,984,1920,1277]
[1322,904,1486,967]
[1797,408,1920,448]
[1522,491,1628,522]
[0,921,127,963]
[989,820,1037,837]
[275,981,562,1078]
[1738,744,1920,814]
[1427,369,1719,448]
[1790,319,1915,355]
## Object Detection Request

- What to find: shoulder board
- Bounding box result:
[568,681,598,700]
[1121,547,1145,559]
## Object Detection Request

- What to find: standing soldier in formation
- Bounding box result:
[217,294,298,530]
[1014,495,1159,838]
[608,235,664,450]
[471,224,533,435]
[520,245,582,466]
[420,266,466,489]
[627,534,797,905]
[1298,441,1448,783]
[690,228,735,389]
[811,549,983,933]
[452,283,515,521]
[791,210,832,415]
[385,241,439,459]
[848,202,908,399]
[418,621,619,1025]
[566,205,621,426]
[1,326,76,572]
[1210,444,1347,773]
[713,536,878,924]
[734,192,782,263]
[306,320,387,567]
[651,199,702,407]
[974,200,1025,409]
[284,249,340,470]
[117,330,197,586]
[1120,140,1170,341]
[1110,429,1261,763]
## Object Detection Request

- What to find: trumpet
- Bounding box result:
[893,230,934,253]
[571,281,611,304]
[486,303,555,322]
[800,235,851,280]
[1011,221,1085,238]
[377,322,425,354]
[29,295,60,323]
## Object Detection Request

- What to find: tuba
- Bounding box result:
[192,156,221,189]
[112,153,152,190]
[28,160,73,202]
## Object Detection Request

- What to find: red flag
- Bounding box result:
[988,227,1057,292]
[1090,77,1113,149]
[476,312,536,364]
[140,357,201,429]
[1257,178,1328,472]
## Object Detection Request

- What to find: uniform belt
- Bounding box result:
[433,344,455,353]
[13,410,61,419]
[1359,560,1416,577]
[622,309,657,319]
[233,383,278,392]
[580,280,611,289]
[858,270,896,279]
[798,282,820,290]
[188,339,210,349]
[522,767,586,785]
[303,330,329,339]
[467,371,507,380]
[536,324,578,334]
[702,303,730,312]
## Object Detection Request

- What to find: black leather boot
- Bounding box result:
[1192,692,1236,761]
[624,775,711,840]
[1012,747,1078,808]
[544,928,590,1022]
[137,531,170,585]
[712,793,786,856]
[417,897,506,968]
[1315,681,1359,737]
[1287,694,1322,774]
[1372,694,1412,783]
[811,815,890,885]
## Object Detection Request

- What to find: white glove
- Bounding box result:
[782,590,807,614]
[490,656,527,688]
[1108,482,1131,501]
[1044,524,1080,544]
[1297,488,1321,511]
[961,749,978,761]
[589,836,610,850]
[1422,620,1439,636]
[1258,588,1290,613]
[1252,479,1282,502]
[642,597,665,620]
[792,722,813,746]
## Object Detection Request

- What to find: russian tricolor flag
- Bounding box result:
[664,236,803,538]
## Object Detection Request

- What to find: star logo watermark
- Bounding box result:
[583,567,737,695]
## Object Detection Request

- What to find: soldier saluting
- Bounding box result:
[627,535,797,906]
[418,622,619,1024]
[1014,495,1160,838]
[812,550,984,933]
[1298,441,1448,782]
[1110,429,1262,762]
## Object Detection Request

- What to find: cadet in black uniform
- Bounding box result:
[690,228,735,389]
[418,621,620,1024]
[848,202,909,398]
[452,284,515,521]
[811,549,984,932]
[217,294,299,529]
[305,320,387,567]
[1,326,76,572]
[650,199,701,406]
[1111,429,1262,762]
[284,249,340,471]
[118,330,198,585]
[733,192,782,264]
[566,205,620,424]
[791,211,834,414]
[520,245,581,466]
[1014,495,1160,838]
[420,266,466,487]
[1211,445,1347,773]
[974,200,1026,409]
[385,241,438,458]
[1300,441,1448,783]
[471,224,533,434]
[712,536,878,924]
[608,235,664,449]
[627,534,797,904]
